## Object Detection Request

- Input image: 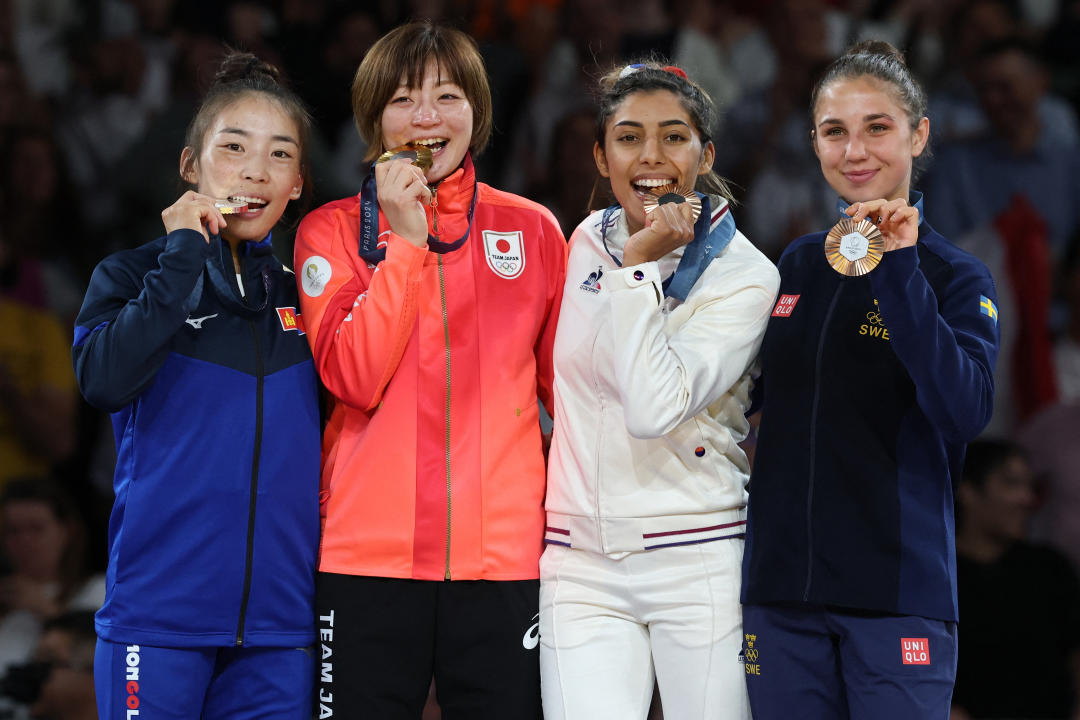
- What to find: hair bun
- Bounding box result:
[845,40,907,66]
[213,50,282,87]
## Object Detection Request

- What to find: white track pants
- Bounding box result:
[539,539,750,720]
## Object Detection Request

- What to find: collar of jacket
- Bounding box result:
[357,153,478,264]
[200,233,274,316]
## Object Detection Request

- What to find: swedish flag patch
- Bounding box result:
[980,295,998,324]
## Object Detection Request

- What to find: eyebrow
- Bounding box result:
[218,127,299,146]
[613,119,691,128]
[817,113,895,128]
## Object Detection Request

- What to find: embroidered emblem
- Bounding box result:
[482,230,525,279]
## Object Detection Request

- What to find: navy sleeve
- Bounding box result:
[72,229,213,412]
[871,244,999,442]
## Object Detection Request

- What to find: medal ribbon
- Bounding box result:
[358,153,478,263]
[601,193,736,301]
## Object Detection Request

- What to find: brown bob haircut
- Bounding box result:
[351,21,493,163]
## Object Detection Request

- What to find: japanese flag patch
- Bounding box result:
[482,230,525,279]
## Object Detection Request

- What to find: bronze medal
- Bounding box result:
[642,185,702,222]
[376,143,434,172]
[824,217,884,276]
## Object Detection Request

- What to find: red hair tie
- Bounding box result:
[662,65,688,80]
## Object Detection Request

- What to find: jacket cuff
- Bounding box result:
[604,264,662,305]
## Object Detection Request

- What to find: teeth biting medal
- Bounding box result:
[215,200,248,214]
[377,143,434,172]
[642,184,702,222]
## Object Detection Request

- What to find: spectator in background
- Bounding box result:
[923,37,1078,433]
[0,233,77,489]
[529,105,598,234]
[0,479,104,678]
[27,611,97,720]
[1017,237,1080,575]
[1054,234,1080,401]
[715,0,834,259]
[952,439,1080,720]
[1,127,87,321]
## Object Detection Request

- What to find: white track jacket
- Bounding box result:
[544,200,780,555]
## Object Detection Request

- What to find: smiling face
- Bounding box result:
[595,89,715,235]
[379,59,473,184]
[181,93,303,245]
[812,75,928,204]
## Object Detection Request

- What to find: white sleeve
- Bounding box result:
[606,242,779,438]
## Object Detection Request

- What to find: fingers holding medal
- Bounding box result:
[847,198,919,252]
[375,144,433,247]
[626,185,699,265]
[825,198,917,276]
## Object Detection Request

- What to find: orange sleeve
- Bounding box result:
[532,207,568,415]
[294,204,428,411]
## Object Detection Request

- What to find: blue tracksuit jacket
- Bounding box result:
[73,229,320,647]
[742,220,999,622]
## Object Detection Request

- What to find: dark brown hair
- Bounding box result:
[351,21,493,162]
[594,60,733,203]
[181,50,312,226]
[811,40,927,134]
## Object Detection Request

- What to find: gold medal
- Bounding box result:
[642,185,702,222]
[824,217,884,276]
[376,143,434,172]
[215,200,248,214]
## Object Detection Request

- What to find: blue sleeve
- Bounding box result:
[72,229,213,412]
[871,245,999,442]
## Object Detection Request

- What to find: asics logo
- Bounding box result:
[185,314,218,329]
[522,613,540,650]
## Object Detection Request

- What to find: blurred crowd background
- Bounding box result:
[1,0,1078,717]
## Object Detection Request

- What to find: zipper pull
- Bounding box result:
[431,185,439,236]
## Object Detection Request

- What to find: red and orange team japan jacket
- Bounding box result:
[294,161,567,581]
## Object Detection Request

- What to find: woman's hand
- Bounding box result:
[623,200,696,267]
[846,198,919,251]
[376,158,432,247]
[161,191,228,243]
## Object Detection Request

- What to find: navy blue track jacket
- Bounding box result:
[742,221,1000,622]
[73,229,320,647]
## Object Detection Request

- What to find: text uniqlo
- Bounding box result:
[901,637,930,665]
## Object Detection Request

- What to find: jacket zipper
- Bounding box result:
[431,185,439,235]
[438,257,452,579]
[237,318,265,644]
[802,283,844,602]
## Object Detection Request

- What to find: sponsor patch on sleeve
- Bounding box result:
[772,294,800,317]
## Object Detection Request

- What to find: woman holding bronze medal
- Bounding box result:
[539,61,779,719]
[741,41,1001,719]
[72,52,320,718]
[292,21,567,719]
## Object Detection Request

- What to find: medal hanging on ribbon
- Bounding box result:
[824,217,884,276]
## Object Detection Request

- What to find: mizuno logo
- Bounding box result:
[185,314,218,329]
